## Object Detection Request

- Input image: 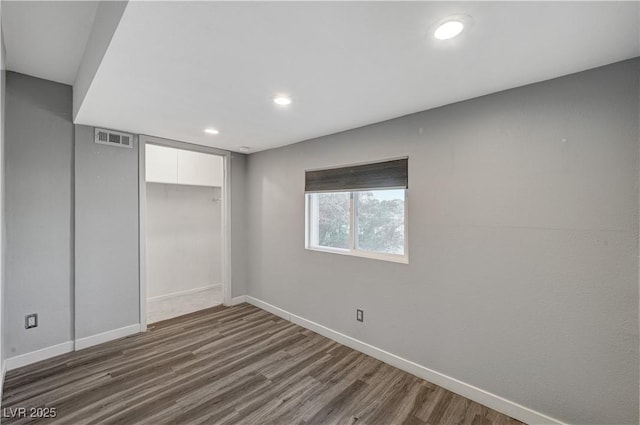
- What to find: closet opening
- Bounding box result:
[138,136,231,328]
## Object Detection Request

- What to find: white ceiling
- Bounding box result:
[2,1,98,85]
[5,2,640,153]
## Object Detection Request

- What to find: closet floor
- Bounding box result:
[147,286,222,324]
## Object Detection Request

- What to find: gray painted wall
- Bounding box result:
[1,10,7,380]
[4,72,73,356]
[245,59,639,424]
[146,183,221,298]
[3,71,248,361]
[75,124,139,339]
[230,152,247,298]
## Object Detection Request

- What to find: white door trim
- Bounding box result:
[138,135,233,331]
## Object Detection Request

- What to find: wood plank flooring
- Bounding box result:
[2,304,524,425]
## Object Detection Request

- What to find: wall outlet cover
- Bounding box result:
[25,314,38,329]
[356,309,364,323]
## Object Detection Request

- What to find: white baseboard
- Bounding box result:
[5,324,142,370]
[147,283,221,302]
[245,296,565,425]
[5,341,74,371]
[75,324,141,351]
[245,296,290,319]
[230,295,247,306]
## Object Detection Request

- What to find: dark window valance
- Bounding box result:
[305,158,408,193]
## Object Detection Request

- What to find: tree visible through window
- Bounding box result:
[355,190,405,255]
[316,192,350,249]
[307,189,407,262]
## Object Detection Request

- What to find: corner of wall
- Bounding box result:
[230,152,249,298]
[73,0,128,120]
[1,1,7,402]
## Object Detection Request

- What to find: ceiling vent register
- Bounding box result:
[94,128,133,148]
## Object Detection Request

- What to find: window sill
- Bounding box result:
[305,246,409,264]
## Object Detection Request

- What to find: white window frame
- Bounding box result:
[305,189,409,264]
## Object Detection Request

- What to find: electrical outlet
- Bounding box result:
[356,309,364,323]
[25,314,38,329]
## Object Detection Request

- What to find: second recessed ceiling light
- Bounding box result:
[274,96,292,106]
[434,20,464,40]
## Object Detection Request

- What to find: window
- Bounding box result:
[305,159,408,263]
[355,189,405,255]
[308,192,351,250]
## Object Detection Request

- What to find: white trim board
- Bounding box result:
[5,325,142,371]
[147,283,221,302]
[244,296,565,425]
[75,324,141,351]
[138,136,148,332]
[230,295,246,306]
[5,341,74,371]
[139,135,233,330]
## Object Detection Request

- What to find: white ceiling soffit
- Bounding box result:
[75,1,639,153]
[2,1,99,85]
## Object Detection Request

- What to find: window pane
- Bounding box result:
[311,192,350,250]
[356,189,405,255]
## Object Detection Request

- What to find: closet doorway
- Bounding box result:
[138,136,230,328]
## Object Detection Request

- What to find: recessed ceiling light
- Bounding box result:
[238,146,251,152]
[274,96,292,106]
[434,20,464,40]
[204,128,219,135]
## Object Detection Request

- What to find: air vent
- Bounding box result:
[94,128,133,149]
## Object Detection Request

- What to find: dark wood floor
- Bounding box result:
[3,304,523,425]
